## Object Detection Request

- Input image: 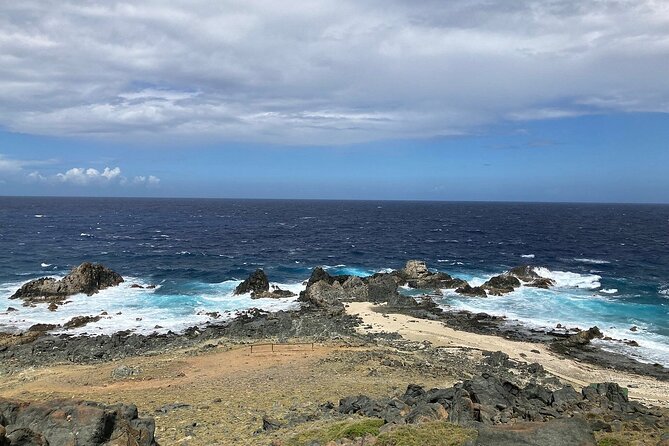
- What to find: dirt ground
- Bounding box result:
[0,340,461,445]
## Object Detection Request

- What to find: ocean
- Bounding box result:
[0,197,668,366]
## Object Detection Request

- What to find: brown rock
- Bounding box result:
[63,315,101,330]
[10,262,123,304]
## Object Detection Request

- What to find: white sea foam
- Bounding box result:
[40,263,51,268]
[34,215,43,218]
[532,267,601,289]
[520,254,535,259]
[0,277,303,336]
[600,289,618,294]
[441,283,669,367]
[573,258,611,265]
[80,233,93,237]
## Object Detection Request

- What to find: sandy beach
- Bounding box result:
[346,301,669,406]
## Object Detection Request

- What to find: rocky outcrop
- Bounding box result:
[0,398,156,446]
[234,269,269,295]
[455,284,487,297]
[551,326,604,353]
[10,263,123,304]
[299,267,417,312]
[298,280,348,314]
[397,260,467,290]
[527,278,555,289]
[234,269,296,298]
[482,274,521,295]
[63,315,101,330]
[335,371,664,442]
[508,265,542,282]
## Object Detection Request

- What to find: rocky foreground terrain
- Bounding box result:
[1,261,668,445]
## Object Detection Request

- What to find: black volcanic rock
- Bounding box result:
[483,274,521,295]
[455,284,487,297]
[509,265,542,282]
[0,398,156,446]
[10,263,123,304]
[234,269,270,296]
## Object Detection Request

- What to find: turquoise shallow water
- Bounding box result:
[0,197,667,365]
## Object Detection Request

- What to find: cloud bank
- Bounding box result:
[0,1,668,144]
[1,154,159,188]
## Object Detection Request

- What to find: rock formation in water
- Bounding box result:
[234,268,296,298]
[10,262,124,304]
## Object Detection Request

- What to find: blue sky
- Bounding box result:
[1,1,668,203]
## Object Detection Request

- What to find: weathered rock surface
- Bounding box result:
[235,269,296,299]
[299,267,418,312]
[0,398,156,446]
[482,274,521,295]
[10,263,123,304]
[456,284,488,297]
[299,280,348,314]
[397,260,467,289]
[335,371,665,443]
[551,326,603,352]
[63,315,101,330]
[234,269,270,295]
[508,265,542,281]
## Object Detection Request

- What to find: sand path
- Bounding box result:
[346,301,669,406]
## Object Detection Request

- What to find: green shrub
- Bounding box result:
[286,418,385,445]
[376,422,477,446]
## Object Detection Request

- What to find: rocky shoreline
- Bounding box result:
[2,260,668,378]
[1,260,668,445]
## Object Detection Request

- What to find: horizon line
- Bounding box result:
[1,194,668,206]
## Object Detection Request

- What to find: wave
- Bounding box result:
[0,277,302,336]
[600,289,618,294]
[40,263,52,268]
[520,254,535,259]
[532,267,601,289]
[573,258,611,265]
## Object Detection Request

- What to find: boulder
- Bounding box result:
[341,276,369,301]
[398,260,467,289]
[10,263,123,304]
[298,280,346,313]
[508,265,542,282]
[63,315,101,330]
[527,278,555,289]
[401,260,431,279]
[482,274,521,295]
[552,326,603,351]
[234,269,270,296]
[305,267,350,288]
[455,284,487,297]
[0,398,156,446]
[367,275,401,303]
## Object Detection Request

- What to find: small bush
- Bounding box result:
[286,418,385,445]
[376,422,477,446]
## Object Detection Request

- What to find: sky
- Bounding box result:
[0,1,668,202]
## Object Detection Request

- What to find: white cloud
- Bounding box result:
[133,175,160,186]
[56,167,121,185]
[52,166,159,187]
[0,154,160,188]
[0,1,667,144]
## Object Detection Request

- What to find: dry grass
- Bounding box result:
[0,339,459,445]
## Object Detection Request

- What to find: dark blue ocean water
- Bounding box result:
[1,197,668,364]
